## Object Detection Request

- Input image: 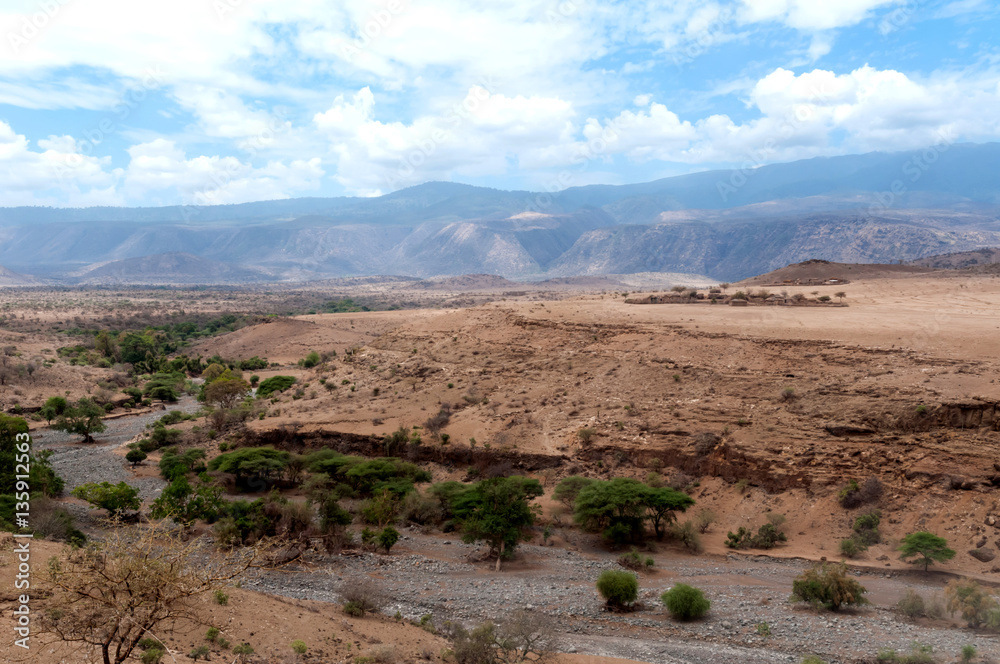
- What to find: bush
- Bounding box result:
[840,537,863,558]
[617,548,647,571]
[340,576,387,616]
[376,526,400,553]
[839,476,883,509]
[214,589,229,605]
[291,640,308,656]
[726,522,787,550]
[853,510,881,546]
[896,589,926,620]
[945,578,999,628]
[791,562,868,611]
[300,351,321,368]
[257,375,296,398]
[125,448,147,467]
[693,508,716,533]
[71,481,141,517]
[661,583,710,620]
[668,520,703,553]
[206,627,220,642]
[596,570,638,610]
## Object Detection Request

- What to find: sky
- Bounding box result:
[1,0,999,207]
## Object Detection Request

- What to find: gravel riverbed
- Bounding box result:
[246,531,1000,664]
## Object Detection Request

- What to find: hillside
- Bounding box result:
[910,246,1000,269]
[1,145,1000,282]
[0,264,41,286]
[74,252,274,285]
[739,259,940,286]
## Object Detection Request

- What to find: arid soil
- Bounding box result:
[3,268,1000,662]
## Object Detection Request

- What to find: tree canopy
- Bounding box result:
[52,398,107,442]
[452,476,543,570]
[899,532,956,572]
[573,478,693,546]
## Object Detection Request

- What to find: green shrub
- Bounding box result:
[791,562,868,611]
[961,644,976,664]
[189,645,211,661]
[141,649,165,664]
[214,589,229,605]
[291,640,308,655]
[596,570,638,610]
[661,583,710,620]
[376,526,400,553]
[725,522,787,550]
[256,375,296,398]
[840,537,863,558]
[206,627,220,642]
[617,548,646,571]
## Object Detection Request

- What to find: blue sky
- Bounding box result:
[1,0,998,207]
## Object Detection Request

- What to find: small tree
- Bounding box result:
[945,578,998,628]
[204,375,250,409]
[71,481,141,517]
[125,449,147,468]
[899,532,955,572]
[596,570,638,610]
[552,476,594,510]
[791,562,868,611]
[52,398,107,442]
[42,522,267,664]
[40,396,69,424]
[376,526,400,553]
[835,291,846,303]
[454,476,543,571]
[662,583,710,620]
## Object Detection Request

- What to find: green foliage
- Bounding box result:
[189,645,211,661]
[454,476,544,563]
[125,448,147,467]
[617,548,649,571]
[158,448,206,480]
[300,351,321,368]
[725,522,787,550]
[596,570,638,609]
[39,396,68,423]
[791,562,868,611]
[852,510,881,545]
[898,532,955,572]
[150,476,225,524]
[71,481,141,516]
[945,578,998,628]
[573,478,694,547]
[140,649,165,664]
[214,589,229,605]
[291,640,308,655]
[376,526,400,553]
[552,475,595,509]
[0,415,64,498]
[961,644,977,663]
[208,446,290,486]
[661,583,710,620]
[51,398,107,442]
[361,489,401,527]
[206,627,220,642]
[876,643,936,664]
[256,375,297,398]
[143,372,186,402]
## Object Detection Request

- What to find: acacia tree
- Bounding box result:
[52,398,106,442]
[453,476,543,571]
[204,374,250,409]
[899,531,956,572]
[42,521,269,664]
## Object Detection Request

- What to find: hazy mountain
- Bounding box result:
[0,265,41,286]
[1,143,999,283]
[909,247,1000,269]
[74,252,273,285]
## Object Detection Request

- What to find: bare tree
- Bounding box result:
[42,520,271,664]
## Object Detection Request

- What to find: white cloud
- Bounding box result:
[313,85,577,193]
[0,122,122,205]
[737,0,904,30]
[123,138,324,205]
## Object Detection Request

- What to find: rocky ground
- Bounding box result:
[246,529,999,664]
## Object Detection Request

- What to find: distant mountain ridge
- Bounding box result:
[2,143,1000,283]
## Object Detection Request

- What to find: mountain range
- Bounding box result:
[2,143,1000,284]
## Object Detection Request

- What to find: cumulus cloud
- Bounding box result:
[123,139,324,205]
[313,85,576,193]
